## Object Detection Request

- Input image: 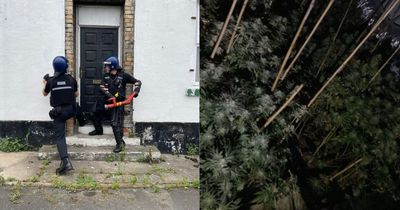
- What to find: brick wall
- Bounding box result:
[65,0,75,136]
[123,0,135,136]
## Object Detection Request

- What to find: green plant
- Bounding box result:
[9,181,22,204]
[105,154,115,162]
[152,185,161,193]
[51,176,65,189]
[74,172,99,191]
[119,151,126,162]
[191,179,200,189]
[41,159,51,166]
[150,165,176,176]
[0,176,5,186]
[111,177,119,190]
[115,163,124,176]
[136,154,153,163]
[0,137,31,152]
[28,176,39,183]
[130,175,137,185]
[186,143,199,156]
[142,175,151,186]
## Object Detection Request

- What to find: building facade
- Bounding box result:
[0,0,199,153]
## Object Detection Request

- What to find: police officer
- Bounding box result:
[89,56,141,153]
[42,56,78,175]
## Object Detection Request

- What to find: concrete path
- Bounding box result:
[0,152,199,190]
[0,186,199,210]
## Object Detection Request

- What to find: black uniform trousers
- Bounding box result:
[91,100,125,144]
[111,106,124,144]
[51,105,76,160]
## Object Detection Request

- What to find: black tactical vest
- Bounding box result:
[104,73,126,100]
[49,74,75,107]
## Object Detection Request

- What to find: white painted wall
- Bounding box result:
[0,0,65,121]
[0,0,199,124]
[133,0,199,123]
[78,6,121,27]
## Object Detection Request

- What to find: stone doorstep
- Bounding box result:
[66,134,140,146]
[38,145,160,162]
[78,125,114,135]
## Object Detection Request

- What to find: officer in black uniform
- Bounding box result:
[89,56,141,153]
[42,56,78,175]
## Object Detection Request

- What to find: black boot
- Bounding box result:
[88,119,103,136]
[56,158,74,175]
[112,126,125,153]
[88,129,103,136]
[113,142,125,153]
[88,112,103,136]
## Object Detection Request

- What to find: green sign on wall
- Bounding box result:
[186,87,200,97]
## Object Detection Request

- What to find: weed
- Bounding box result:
[41,159,51,166]
[115,163,124,176]
[151,165,176,175]
[142,175,151,186]
[130,175,137,185]
[74,172,99,191]
[105,154,115,162]
[9,181,22,204]
[51,176,65,189]
[111,177,119,190]
[119,151,126,162]
[0,137,31,152]
[28,176,39,183]
[191,179,200,189]
[186,143,199,156]
[152,185,161,193]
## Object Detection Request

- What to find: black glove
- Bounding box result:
[134,91,139,98]
[43,74,50,81]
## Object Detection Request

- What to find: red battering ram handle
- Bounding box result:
[105,92,137,109]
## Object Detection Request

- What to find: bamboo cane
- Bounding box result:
[337,166,357,183]
[260,84,304,131]
[308,0,400,107]
[227,0,249,54]
[281,0,335,81]
[370,38,383,53]
[330,158,363,181]
[369,45,400,84]
[210,0,238,59]
[271,0,316,91]
[308,127,337,164]
[317,0,354,75]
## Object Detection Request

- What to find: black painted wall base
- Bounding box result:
[134,122,199,154]
[0,121,199,154]
[0,121,55,148]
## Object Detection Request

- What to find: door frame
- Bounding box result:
[75,5,123,105]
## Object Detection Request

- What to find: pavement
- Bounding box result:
[0,186,199,210]
[0,151,199,210]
